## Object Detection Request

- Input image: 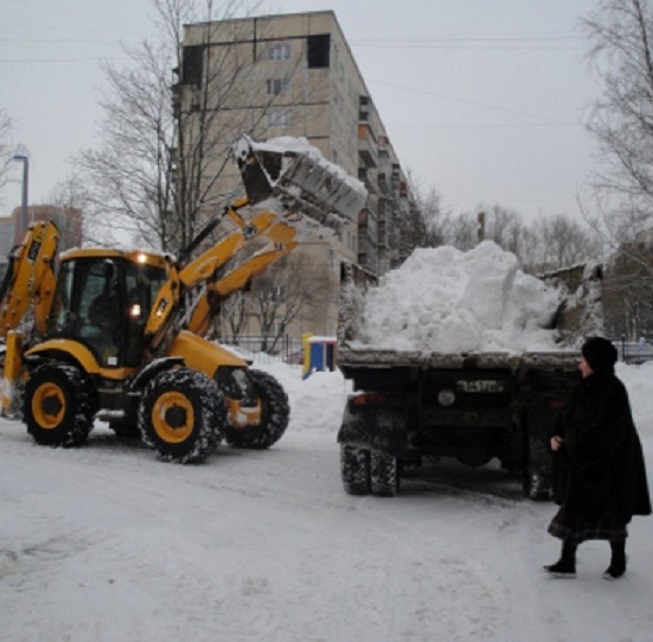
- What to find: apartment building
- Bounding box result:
[177,11,416,337]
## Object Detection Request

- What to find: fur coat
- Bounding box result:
[551,373,651,524]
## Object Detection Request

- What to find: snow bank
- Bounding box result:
[359,241,564,353]
[261,362,351,434]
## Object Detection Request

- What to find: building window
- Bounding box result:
[266,78,290,95]
[307,34,330,68]
[267,109,291,128]
[267,43,291,61]
[182,45,203,86]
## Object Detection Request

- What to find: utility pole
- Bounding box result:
[477,211,486,244]
[12,154,29,238]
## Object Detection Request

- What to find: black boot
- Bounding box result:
[544,540,577,578]
[604,540,626,580]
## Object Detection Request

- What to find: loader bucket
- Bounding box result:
[233,135,367,226]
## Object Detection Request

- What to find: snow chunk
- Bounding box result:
[360,241,564,354]
[251,135,365,194]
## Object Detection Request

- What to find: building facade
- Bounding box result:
[11,204,83,252]
[177,11,417,338]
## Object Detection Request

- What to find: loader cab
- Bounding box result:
[47,250,168,368]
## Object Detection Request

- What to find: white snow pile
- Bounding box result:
[359,241,567,354]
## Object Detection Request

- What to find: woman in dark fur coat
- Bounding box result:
[544,337,651,580]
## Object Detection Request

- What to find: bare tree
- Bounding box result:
[48,176,93,250]
[603,244,653,337]
[217,290,247,340]
[582,0,653,336]
[530,214,603,271]
[406,177,451,249]
[583,0,653,244]
[440,205,601,274]
[249,253,331,352]
[78,0,295,255]
[0,108,14,203]
[483,205,523,255]
[445,205,528,256]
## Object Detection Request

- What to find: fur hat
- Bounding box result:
[581,337,618,374]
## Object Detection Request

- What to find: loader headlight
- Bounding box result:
[437,388,456,407]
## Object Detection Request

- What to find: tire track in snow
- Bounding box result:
[1,440,287,641]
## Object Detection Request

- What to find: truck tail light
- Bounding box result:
[352,393,388,407]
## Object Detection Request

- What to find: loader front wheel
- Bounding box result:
[138,367,224,464]
[224,369,289,450]
[24,363,95,448]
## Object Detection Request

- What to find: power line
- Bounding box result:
[368,79,581,127]
[349,33,586,51]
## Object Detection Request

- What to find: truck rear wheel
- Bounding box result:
[340,445,371,495]
[224,369,289,450]
[371,450,399,497]
[24,363,95,448]
[524,431,554,500]
[138,367,225,464]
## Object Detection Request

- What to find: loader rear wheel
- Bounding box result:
[24,363,95,448]
[340,445,371,495]
[370,450,399,497]
[138,367,225,464]
[224,369,289,450]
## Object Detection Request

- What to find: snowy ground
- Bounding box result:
[2,360,653,642]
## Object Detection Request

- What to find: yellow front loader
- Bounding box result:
[0,135,366,463]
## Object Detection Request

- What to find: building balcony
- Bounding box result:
[358,123,378,168]
[357,168,378,195]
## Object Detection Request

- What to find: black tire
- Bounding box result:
[370,450,399,497]
[224,369,289,450]
[24,362,95,448]
[138,367,226,464]
[524,432,554,500]
[340,445,371,495]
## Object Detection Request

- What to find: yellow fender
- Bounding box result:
[24,339,102,375]
[166,330,248,377]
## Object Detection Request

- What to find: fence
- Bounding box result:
[220,335,305,365]
[610,337,653,365]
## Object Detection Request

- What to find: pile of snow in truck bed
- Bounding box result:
[360,241,567,353]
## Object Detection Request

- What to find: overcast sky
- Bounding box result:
[1,0,599,223]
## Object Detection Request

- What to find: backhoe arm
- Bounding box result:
[0,220,59,340]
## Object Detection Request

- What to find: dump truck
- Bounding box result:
[336,255,604,499]
[0,134,366,463]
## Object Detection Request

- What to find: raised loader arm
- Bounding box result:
[142,135,366,356]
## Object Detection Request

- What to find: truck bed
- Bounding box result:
[337,343,579,372]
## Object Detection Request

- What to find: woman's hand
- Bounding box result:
[550,435,564,451]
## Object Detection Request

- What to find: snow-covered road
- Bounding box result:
[2,363,653,642]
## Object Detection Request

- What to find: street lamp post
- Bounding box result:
[12,154,29,237]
